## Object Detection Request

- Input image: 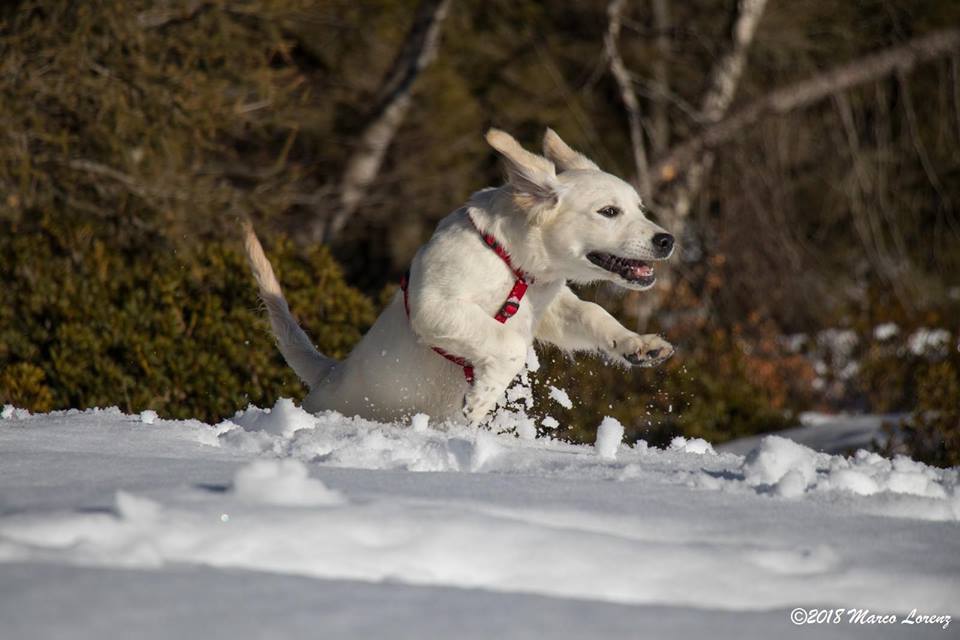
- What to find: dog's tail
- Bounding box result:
[241,220,335,388]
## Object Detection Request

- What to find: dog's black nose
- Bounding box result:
[653,233,674,255]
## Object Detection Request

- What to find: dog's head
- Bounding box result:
[487,128,673,291]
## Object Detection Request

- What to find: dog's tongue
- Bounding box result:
[628,263,653,278]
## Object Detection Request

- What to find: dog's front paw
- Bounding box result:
[620,334,674,368]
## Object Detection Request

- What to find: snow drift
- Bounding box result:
[0,401,957,638]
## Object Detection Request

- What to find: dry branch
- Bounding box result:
[605,0,652,197]
[654,29,960,186]
[317,0,452,243]
[650,0,671,155]
[633,0,768,328]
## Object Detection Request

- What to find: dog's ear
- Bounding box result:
[542,128,599,172]
[486,128,560,211]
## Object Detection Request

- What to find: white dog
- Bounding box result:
[243,128,675,423]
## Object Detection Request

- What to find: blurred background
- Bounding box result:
[1,0,958,465]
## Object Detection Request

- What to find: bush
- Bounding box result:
[883,361,960,468]
[0,0,376,422]
[0,215,375,422]
[530,304,811,447]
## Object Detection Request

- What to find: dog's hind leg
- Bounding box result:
[241,220,337,388]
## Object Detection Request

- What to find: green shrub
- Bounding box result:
[531,323,802,447]
[0,215,375,422]
[884,361,960,468]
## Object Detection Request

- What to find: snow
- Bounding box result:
[232,459,345,506]
[541,415,559,429]
[0,404,957,638]
[547,385,573,409]
[720,412,896,456]
[2,403,30,420]
[594,416,624,459]
[816,328,858,361]
[228,397,316,438]
[670,435,716,455]
[410,412,430,433]
[524,345,540,372]
[907,328,952,356]
[742,435,819,487]
[873,322,899,341]
[514,415,537,440]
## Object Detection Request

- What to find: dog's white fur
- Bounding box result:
[244,128,674,423]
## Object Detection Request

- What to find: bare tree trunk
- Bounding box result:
[698,0,768,124]
[605,0,652,197]
[658,0,768,219]
[650,0,671,156]
[634,0,768,328]
[311,0,452,243]
[653,29,960,185]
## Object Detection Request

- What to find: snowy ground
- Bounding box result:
[1,402,957,639]
[719,412,898,456]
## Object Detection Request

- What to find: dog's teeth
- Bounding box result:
[627,264,653,279]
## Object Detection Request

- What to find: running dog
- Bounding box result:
[243,128,675,423]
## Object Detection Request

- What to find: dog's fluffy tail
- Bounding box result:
[241,220,335,388]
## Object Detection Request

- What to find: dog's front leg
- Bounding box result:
[409,303,528,423]
[462,344,528,423]
[536,286,674,367]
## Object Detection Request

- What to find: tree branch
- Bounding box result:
[605,0,652,197]
[649,0,671,155]
[632,0,767,328]
[654,29,960,185]
[317,0,452,243]
[137,1,213,29]
[699,0,768,123]
[654,0,767,213]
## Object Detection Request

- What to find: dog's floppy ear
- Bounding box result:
[542,128,599,172]
[486,128,560,211]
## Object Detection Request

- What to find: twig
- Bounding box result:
[654,29,960,186]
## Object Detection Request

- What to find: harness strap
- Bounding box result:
[401,216,532,384]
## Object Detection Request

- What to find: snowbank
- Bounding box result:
[232,459,345,507]
[0,402,957,638]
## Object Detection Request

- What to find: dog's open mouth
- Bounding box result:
[587,252,655,285]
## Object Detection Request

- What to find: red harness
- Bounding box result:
[400,216,533,384]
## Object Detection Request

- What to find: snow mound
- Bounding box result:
[229,397,317,438]
[232,459,345,507]
[670,436,715,455]
[742,436,820,489]
[738,436,959,517]
[410,413,430,433]
[1,404,30,420]
[595,417,624,459]
[213,400,960,522]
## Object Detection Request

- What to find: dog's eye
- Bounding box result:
[596,206,621,218]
